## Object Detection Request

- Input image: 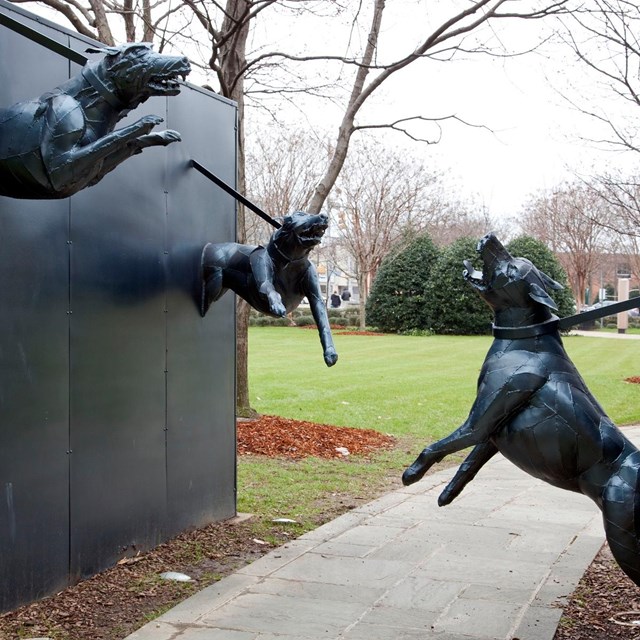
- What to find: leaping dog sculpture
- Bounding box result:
[201,211,338,367]
[403,233,640,587]
[0,43,190,198]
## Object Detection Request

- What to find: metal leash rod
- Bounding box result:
[559,296,640,330]
[190,160,281,229]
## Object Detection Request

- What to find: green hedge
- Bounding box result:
[424,237,493,335]
[365,234,440,333]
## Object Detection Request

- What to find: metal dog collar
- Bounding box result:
[82,65,127,111]
[492,316,560,340]
[269,241,305,265]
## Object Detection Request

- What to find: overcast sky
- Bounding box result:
[245,3,640,225]
[19,1,640,225]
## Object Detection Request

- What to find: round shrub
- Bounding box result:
[366,234,440,333]
[295,315,315,327]
[424,237,493,335]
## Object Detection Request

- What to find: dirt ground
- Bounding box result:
[0,416,395,640]
[0,415,637,640]
[554,544,640,640]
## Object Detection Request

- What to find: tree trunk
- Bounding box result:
[358,270,367,330]
[218,0,254,417]
[306,0,385,214]
[142,0,154,43]
[235,298,256,417]
[89,0,115,45]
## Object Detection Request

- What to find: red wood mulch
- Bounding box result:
[237,414,395,459]
[625,376,640,384]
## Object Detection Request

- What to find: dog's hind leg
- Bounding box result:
[200,243,228,317]
[438,442,499,506]
[601,460,640,587]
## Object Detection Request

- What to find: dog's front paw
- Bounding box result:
[402,449,435,486]
[158,129,182,145]
[136,130,182,148]
[137,114,164,133]
[324,348,338,367]
[268,293,286,317]
[437,485,456,506]
[401,466,421,486]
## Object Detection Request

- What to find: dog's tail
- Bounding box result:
[601,452,640,587]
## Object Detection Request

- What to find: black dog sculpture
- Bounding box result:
[0,43,190,199]
[201,211,338,367]
[403,233,640,587]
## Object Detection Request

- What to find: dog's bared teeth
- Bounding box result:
[463,260,484,283]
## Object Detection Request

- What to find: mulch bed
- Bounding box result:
[0,518,274,640]
[625,376,640,384]
[554,543,640,640]
[297,325,386,336]
[0,416,396,640]
[237,414,395,458]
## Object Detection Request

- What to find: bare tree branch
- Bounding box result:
[11,0,99,39]
[353,114,494,144]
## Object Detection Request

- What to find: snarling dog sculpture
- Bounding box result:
[0,43,190,199]
[403,233,640,586]
[201,211,338,367]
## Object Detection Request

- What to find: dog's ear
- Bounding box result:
[539,269,563,291]
[86,46,122,56]
[529,283,558,310]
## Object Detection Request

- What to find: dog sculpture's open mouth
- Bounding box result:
[463,258,485,290]
[149,63,191,95]
[298,221,328,246]
[463,237,488,290]
[463,233,513,291]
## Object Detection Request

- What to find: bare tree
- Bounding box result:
[19,0,573,412]
[426,205,509,247]
[245,130,503,328]
[245,129,328,244]
[560,1,640,154]
[520,181,616,307]
[589,172,640,236]
[9,0,181,45]
[304,0,570,215]
[558,1,640,235]
[327,141,460,327]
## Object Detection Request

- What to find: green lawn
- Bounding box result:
[239,327,640,535]
[249,327,640,433]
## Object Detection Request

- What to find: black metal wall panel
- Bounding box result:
[68,93,169,578]
[0,16,71,608]
[164,89,237,534]
[0,0,237,609]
